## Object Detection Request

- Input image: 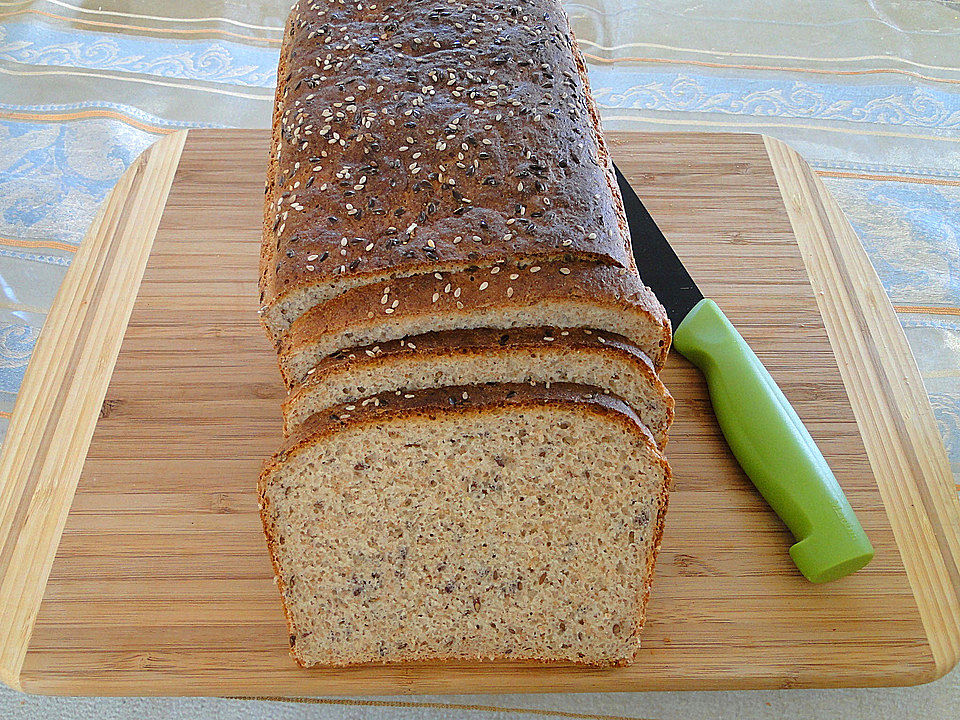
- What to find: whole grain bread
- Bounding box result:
[258,0,677,671]
[283,327,674,445]
[259,382,671,667]
[260,0,639,339]
[278,259,671,386]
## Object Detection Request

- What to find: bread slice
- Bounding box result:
[259,382,671,668]
[260,0,637,340]
[278,260,671,386]
[283,327,674,445]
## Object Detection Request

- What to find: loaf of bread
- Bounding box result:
[259,383,671,667]
[282,327,674,445]
[257,0,676,670]
[278,259,670,386]
[260,0,643,339]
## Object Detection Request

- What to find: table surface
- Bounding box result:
[0,0,957,717]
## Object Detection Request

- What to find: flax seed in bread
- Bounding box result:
[259,383,671,668]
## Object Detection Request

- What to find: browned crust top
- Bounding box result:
[279,259,670,365]
[261,0,634,308]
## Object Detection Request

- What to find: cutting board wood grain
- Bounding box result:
[0,129,957,696]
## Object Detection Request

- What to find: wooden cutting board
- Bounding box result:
[0,129,957,696]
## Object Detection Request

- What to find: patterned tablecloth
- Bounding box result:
[0,1,958,718]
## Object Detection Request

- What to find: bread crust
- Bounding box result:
[278,259,671,385]
[258,382,671,668]
[282,326,675,441]
[260,7,296,309]
[260,0,645,336]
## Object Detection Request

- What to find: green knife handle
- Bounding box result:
[673,299,874,583]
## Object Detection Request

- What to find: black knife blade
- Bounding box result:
[614,165,702,327]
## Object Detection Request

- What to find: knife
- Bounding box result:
[614,165,873,583]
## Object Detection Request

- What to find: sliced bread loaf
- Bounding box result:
[259,382,671,668]
[283,327,674,445]
[278,260,670,386]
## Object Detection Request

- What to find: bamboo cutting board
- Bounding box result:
[0,129,957,696]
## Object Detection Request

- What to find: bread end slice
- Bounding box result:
[260,383,671,668]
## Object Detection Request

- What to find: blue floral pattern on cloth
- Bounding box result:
[0,118,156,245]
[824,179,960,306]
[589,68,960,131]
[931,391,960,459]
[1,21,278,87]
[0,323,39,397]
